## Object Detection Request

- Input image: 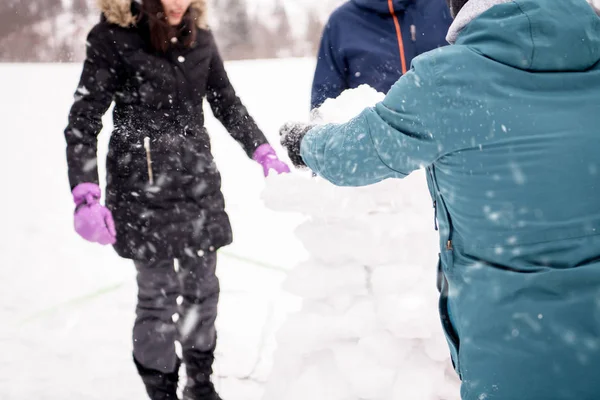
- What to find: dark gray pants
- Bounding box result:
[133,253,219,373]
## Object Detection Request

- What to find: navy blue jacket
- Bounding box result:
[311,0,452,109]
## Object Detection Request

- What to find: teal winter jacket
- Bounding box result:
[301,0,600,398]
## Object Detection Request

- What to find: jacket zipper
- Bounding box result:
[434,199,452,250]
[433,200,438,231]
[388,0,408,74]
[428,167,453,251]
[410,24,417,42]
[144,136,154,185]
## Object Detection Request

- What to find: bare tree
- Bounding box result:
[72,0,91,16]
[214,0,256,60]
[0,0,63,61]
[271,0,294,57]
[251,15,278,59]
[305,9,324,56]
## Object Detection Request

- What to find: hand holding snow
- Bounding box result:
[279,122,314,168]
[279,85,386,171]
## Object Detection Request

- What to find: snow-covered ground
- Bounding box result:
[0,58,454,399]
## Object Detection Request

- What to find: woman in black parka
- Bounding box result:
[64,0,289,398]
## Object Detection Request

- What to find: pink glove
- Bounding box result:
[252,144,291,177]
[72,183,116,246]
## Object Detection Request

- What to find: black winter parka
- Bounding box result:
[64,0,267,260]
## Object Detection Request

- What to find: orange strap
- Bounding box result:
[388,0,408,74]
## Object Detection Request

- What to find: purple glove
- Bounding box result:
[252,144,291,177]
[72,183,116,246]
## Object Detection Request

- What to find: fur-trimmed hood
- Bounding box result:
[96,0,207,28]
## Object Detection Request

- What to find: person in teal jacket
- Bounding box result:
[281,0,600,398]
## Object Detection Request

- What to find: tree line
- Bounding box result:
[0,0,330,62]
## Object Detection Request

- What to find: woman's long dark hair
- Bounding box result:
[141,0,197,52]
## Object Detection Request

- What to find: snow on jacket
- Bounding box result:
[301,0,600,398]
[311,0,452,109]
[64,0,268,261]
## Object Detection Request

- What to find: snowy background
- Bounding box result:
[0,0,344,62]
[0,60,456,399]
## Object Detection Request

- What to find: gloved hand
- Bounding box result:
[72,183,117,245]
[279,122,315,168]
[252,144,291,177]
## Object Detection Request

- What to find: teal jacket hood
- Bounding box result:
[456,0,600,71]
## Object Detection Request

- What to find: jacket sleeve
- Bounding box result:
[310,18,347,110]
[64,23,121,189]
[206,35,268,158]
[300,56,443,187]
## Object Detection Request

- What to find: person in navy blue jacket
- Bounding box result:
[311,0,452,110]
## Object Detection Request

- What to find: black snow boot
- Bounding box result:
[182,350,222,400]
[134,357,180,400]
